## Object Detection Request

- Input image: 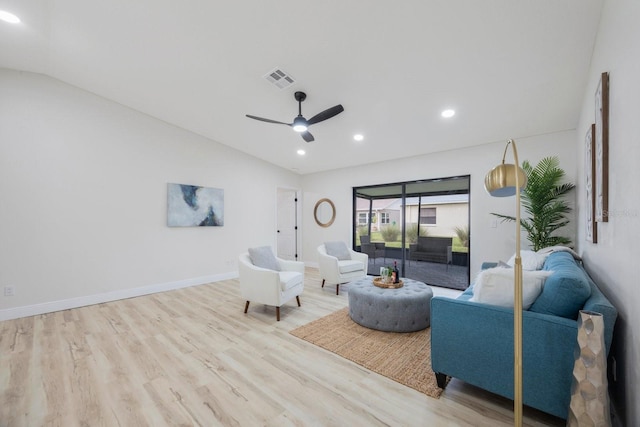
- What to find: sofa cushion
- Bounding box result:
[248,246,280,271]
[470,267,552,309]
[529,252,591,319]
[324,241,352,260]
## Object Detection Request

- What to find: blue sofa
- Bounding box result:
[430,251,617,419]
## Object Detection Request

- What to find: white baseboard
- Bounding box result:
[0,272,239,322]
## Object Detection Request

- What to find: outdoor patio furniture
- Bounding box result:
[409,236,452,269]
[360,235,386,264]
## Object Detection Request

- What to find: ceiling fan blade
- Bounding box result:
[246,114,292,126]
[301,131,315,142]
[307,104,344,126]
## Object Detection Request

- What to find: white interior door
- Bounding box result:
[277,188,298,260]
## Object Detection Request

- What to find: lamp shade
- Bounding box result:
[484,163,527,197]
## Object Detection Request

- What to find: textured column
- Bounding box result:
[567,310,611,427]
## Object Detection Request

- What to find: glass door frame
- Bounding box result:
[352,175,471,288]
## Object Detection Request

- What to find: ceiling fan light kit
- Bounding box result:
[246,91,344,142]
[292,117,308,133]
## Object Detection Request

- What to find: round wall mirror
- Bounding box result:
[314,198,336,227]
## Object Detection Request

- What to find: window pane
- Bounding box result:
[420,207,436,225]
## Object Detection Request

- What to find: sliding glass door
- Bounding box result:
[353,176,470,290]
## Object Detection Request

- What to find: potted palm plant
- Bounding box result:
[452,225,469,266]
[491,156,575,251]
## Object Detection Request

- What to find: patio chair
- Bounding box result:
[360,235,386,264]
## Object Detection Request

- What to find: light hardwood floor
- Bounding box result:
[1,268,563,426]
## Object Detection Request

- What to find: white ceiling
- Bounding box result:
[1,0,603,174]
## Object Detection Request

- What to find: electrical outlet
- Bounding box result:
[4,285,15,297]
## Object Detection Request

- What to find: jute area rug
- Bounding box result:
[290,307,445,398]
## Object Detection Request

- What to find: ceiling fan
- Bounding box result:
[246,91,344,142]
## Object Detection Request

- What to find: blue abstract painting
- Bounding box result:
[167,183,224,227]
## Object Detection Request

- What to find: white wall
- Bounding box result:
[301,130,578,277]
[0,69,301,320]
[575,0,640,424]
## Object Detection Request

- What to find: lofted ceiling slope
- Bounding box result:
[0,0,603,174]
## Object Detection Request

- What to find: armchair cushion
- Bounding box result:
[248,246,280,271]
[338,260,365,274]
[324,241,351,260]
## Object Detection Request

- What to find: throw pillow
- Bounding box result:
[248,246,280,271]
[324,241,352,260]
[507,250,546,271]
[471,267,553,309]
[529,252,591,319]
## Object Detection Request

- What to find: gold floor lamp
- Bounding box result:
[484,139,527,427]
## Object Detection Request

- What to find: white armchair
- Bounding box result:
[317,242,368,295]
[238,248,304,321]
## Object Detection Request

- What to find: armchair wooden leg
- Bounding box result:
[276,306,280,321]
[321,279,325,288]
[296,296,301,306]
[244,301,250,314]
[336,284,340,295]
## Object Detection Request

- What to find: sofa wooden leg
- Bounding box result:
[296,296,301,307]
[321,279,325,288]
[244,301,250,314]
[276,306,280,321]
[435,372,448,389]
[336,284,340,295]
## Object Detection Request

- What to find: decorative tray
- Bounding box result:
[373,277,404,289]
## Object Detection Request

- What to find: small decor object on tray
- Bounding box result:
[392,261,400,284]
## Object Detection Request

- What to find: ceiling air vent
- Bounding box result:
[263,67,296,89]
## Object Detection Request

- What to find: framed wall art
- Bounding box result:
[167,183,224,227]
[594,71,609,222]
[585,124,597,243]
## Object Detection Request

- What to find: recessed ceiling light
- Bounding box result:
[297,149,306,156]
[0,10,20,24]
[353,134,364,141]
[441,109,455,118]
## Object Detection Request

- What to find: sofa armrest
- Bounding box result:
[431,296,579,419]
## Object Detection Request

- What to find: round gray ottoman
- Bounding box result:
[348,276,433,332]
